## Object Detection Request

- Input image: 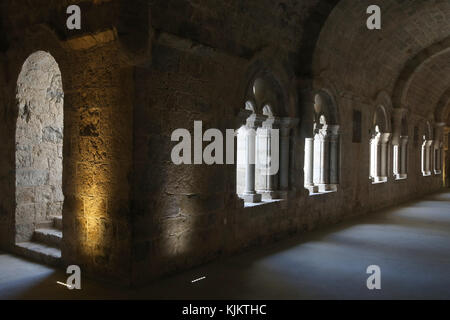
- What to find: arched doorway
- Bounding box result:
[15,51,64,264]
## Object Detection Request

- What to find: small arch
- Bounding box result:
[424,120,433,140]
[313,89,339,125]
[372,105,390,134]
[248,75,284,116]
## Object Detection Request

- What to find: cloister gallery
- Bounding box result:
[0,0,449,299]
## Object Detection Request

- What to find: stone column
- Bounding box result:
[304,137,315,192]
[370,133,381,181]
[434,123,445,175]
[379,133,391,181]
[434,141,442,175]
[371,132,390,183]
[313,129,327,186]
[239,113,266,203]
[392,109,408,180]
[423,140,433,176]
[399,136,408,178]
[278,117,299,198]
[329,125,340,187]
[313,124,334,192]
[257,116,280,200]
[393,144,401,178]
[422,140,428,175]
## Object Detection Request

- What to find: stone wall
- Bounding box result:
[62,41,134,284]
[0,0,135,285]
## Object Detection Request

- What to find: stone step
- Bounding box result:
[16,242,61,267]
[53,216,62,230]
[33,228,62,248]
[36,221,54,229]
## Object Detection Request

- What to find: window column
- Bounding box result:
[279,118,299,199]
[239,113,266,203]
[329,125,340,187]
[433,141,444,175]
[422,139,433,176]
[371,131,390,183]
[304,137,316,193]
[257,116,280,200]
[399,135,409,178]
[434,123,445,175]
[313,124,337,192]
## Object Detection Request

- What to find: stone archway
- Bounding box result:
[15,51,64,262]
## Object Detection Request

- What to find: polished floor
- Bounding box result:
[1,191,450,300]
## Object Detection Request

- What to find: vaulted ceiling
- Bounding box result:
[313,0,450,125]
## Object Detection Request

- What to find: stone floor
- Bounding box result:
[1,191,450,300]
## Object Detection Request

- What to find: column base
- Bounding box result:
[317,184,337,193]
[395,174,407,180]
[258,191,280,201]
[239,193,262,203]
[434,170,442,175]
[372,176,388,183]
[277,190,289,200]
[305,185,319,194]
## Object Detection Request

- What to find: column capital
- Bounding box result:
[434,122,446,128]
[280,117,299,129]
[279,117,299,137]
[246,113,267,129]
[393,108,408,118]
[380,132,391,143]
[434,123,446,141]
[236,109,253,128]
[262,116,281,129]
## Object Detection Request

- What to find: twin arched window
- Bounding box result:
[236,77,298,204]
[304,91,340,194]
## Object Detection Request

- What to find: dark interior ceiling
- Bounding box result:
[314,0,450,125]
[0,0,448,124]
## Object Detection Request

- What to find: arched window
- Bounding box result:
[237,76,298,204]
[370,106,391,183]
[421,122,433,176]
[304,91,340,194]
[15,51,64,260]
